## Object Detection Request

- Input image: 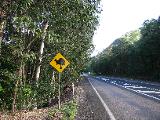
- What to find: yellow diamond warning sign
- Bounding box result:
[50,53,70,72]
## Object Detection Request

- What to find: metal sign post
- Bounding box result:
[58,72,61,109]
[50,53,70,109]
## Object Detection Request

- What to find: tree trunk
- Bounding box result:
[12,79,19,113]
[51,71,56,93]
[12,61,23,112]
[48,71,55,106]
[0,21,5,55]
[35,21,48,84]
[34,21,48,108]
[72,83,75,98]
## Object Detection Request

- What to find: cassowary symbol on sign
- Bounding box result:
[54,58,65,69]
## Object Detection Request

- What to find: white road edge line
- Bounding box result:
[113,83,160,101]
[125,87,160,101]
[88,79,116,120]
[136,91,160,94]
[125,86,146,89]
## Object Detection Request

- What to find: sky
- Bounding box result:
[92,0,160,56]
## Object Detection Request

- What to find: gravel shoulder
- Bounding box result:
[75,77,110,120]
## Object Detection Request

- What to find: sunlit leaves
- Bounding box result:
[1,0,101,111]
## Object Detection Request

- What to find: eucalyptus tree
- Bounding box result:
[0,0,102,111]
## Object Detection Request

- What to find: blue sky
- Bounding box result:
[92,0,160,56]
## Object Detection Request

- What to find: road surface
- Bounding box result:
[87,75,160,120]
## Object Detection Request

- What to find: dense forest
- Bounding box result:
[0,0,101,113]
[89,17,160,81]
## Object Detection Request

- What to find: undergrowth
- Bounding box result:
[48,100,77,120]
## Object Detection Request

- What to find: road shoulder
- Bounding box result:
[75,77,110,120]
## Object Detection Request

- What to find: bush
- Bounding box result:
[48,100,77,120]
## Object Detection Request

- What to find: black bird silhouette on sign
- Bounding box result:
[54,58,65,69]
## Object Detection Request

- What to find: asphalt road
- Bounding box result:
[87,75,160,120]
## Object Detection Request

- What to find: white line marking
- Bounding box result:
[111,83,160,101]
[111,81,116,83]
[102,78,109,81]
[125,87,160,101]
[136,90,160,94]
[125,86,146,89]
[124,83,129,85]
[88,79,116,120]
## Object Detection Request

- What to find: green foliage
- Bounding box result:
[90,17,160,81]
[0,84,3,92]
[48,100,77,120]
[61,101,77,120]
[1,0,101,111]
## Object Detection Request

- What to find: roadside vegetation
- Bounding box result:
[48,100,77,120]
[0,0,101,116]
[89,17,160,82]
